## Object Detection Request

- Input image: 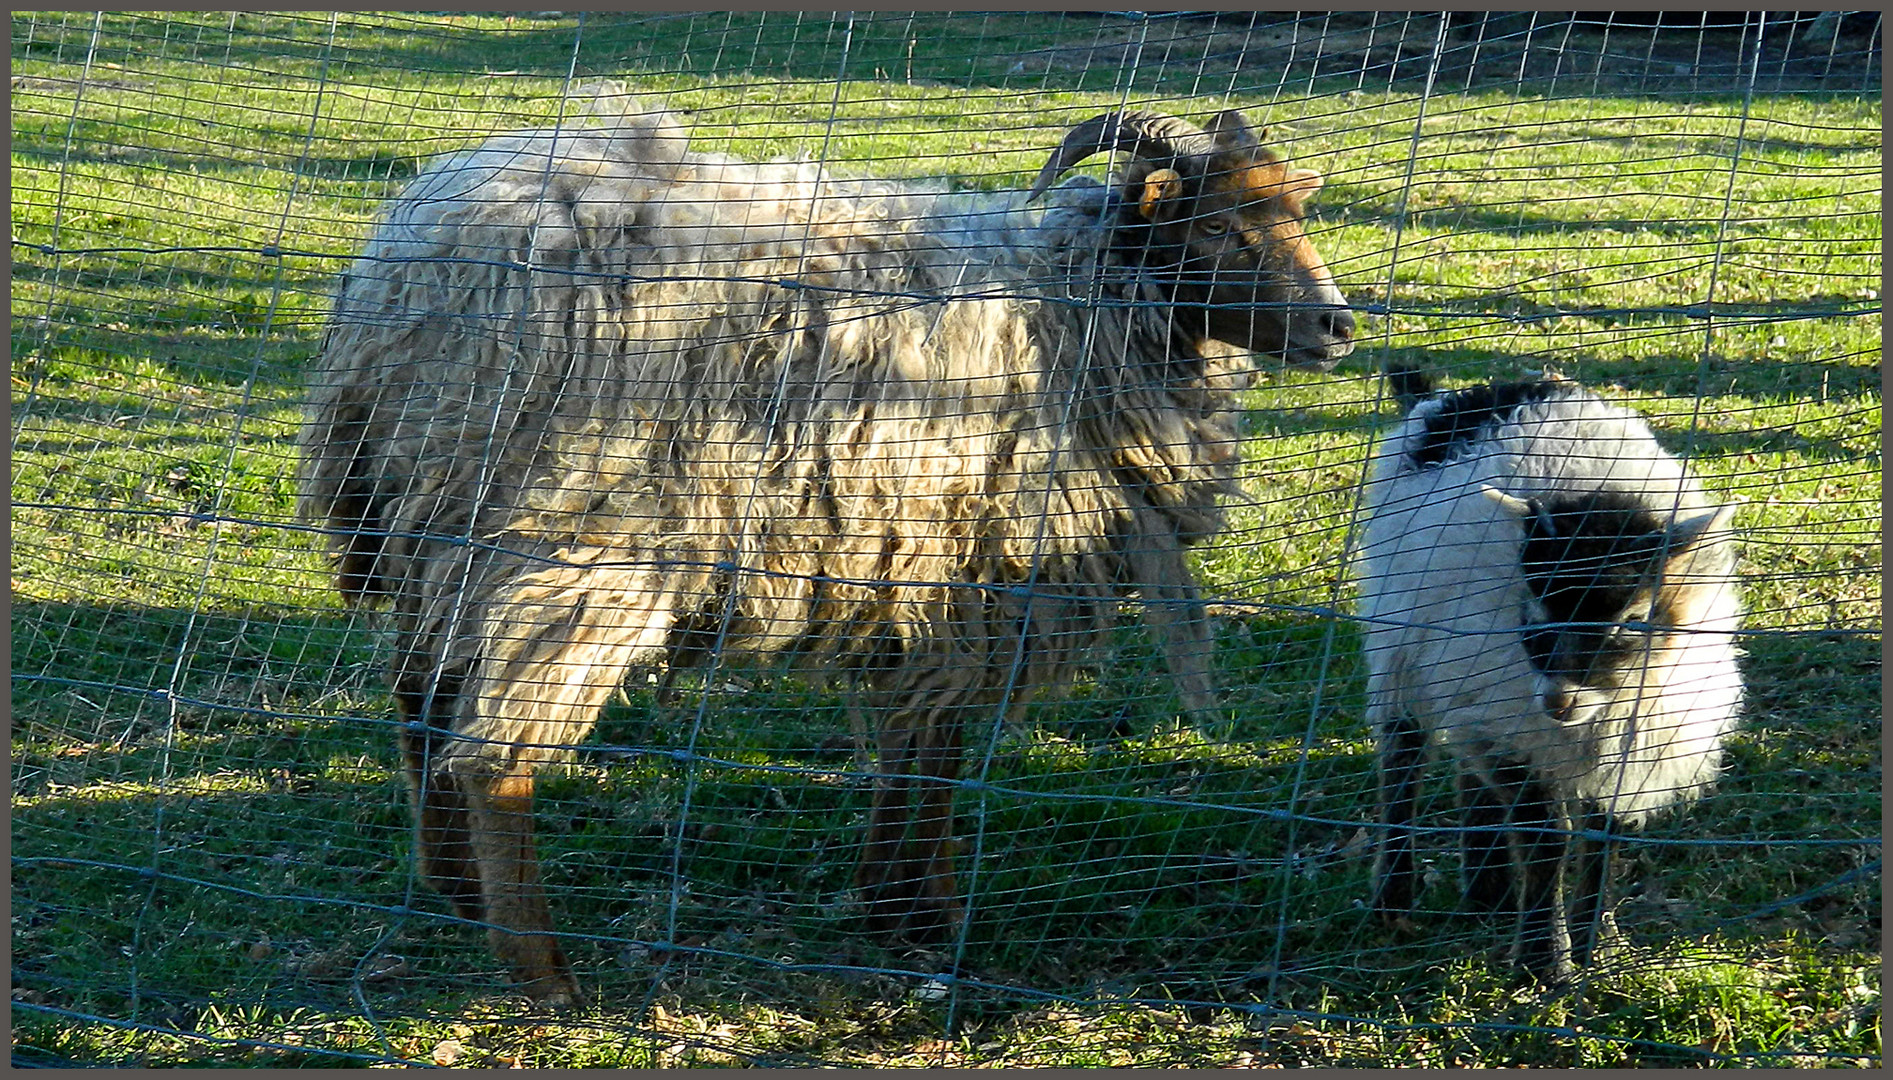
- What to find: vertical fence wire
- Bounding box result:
[9,11,1881,1067]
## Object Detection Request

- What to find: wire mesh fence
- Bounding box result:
[10,10,1881,1068]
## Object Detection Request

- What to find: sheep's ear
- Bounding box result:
[1206,110,1262,150]
[1138,167,1185,221]
[1283,167,1323,199]
[1665,502,1738,555]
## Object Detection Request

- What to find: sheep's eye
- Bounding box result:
[1198,217,1232,235]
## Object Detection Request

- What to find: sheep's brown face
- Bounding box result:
[1130,150,1355,371]
[1030,109,1357,370]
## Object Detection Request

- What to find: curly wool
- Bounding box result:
[299,106,1246,766]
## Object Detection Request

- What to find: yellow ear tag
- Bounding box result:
[1138,168,1184,221]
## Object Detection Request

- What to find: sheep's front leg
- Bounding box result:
[400,715,483,920]
[858,698,969,944]
[390,598,488,920]
[1507,774,1575,984]
[1370,711,1427,920]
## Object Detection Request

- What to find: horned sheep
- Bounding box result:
[1355,375,1743,982]
[298,95,1355,1003]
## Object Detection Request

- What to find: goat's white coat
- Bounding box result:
[1356,385,1743,824]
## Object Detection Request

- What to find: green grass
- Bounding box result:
[11,10,1880,1068]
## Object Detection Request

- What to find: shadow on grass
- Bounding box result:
[10,592,1879,1064]
[8,121,429,190]
[1239,343,1877,466]
[11,599,1376,1006]
[9,251,343,308]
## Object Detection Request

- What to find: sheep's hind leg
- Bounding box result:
[1369,712,1426,921]
[858,688,982,944]
[456,763,581,1006]
[447,562,683,1006]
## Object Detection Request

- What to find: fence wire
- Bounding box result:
[10,10,1881,1068]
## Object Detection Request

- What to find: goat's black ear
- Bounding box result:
[1528,498,1555,539]
[1386,365,1436,410]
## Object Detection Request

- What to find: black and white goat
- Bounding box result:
[1355,376,1742,982]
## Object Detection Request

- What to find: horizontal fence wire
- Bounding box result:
[11,9,1882,1068]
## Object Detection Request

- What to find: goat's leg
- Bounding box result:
[1569,810,1616,967]
[1369,711,1427,920]
[1457,769,1516,917]
[1506,772,1575,984]
[858,693,973,943]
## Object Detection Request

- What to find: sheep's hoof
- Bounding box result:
[1536,965,1579,991]
[1460,878,1516,917]
[499,938,585,1010]
[1367,881,1415,924]
[518,971,586,1011]
[868,901,964,945]
[1573,910,1623,967]
[860,885,964,945]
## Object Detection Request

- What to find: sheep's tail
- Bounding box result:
[297,84,692,602]
[294,379,387,603]
[569,79,691,167]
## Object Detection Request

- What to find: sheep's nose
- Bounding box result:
[1322,306,1355,343]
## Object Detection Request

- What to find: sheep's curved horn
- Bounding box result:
[1026,111,1214,202]
[1204,109,1263,151]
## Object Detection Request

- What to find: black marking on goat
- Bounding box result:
[1517,490,1675,685]
[1384,364,1436,411]
[1406,378,1579,469]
